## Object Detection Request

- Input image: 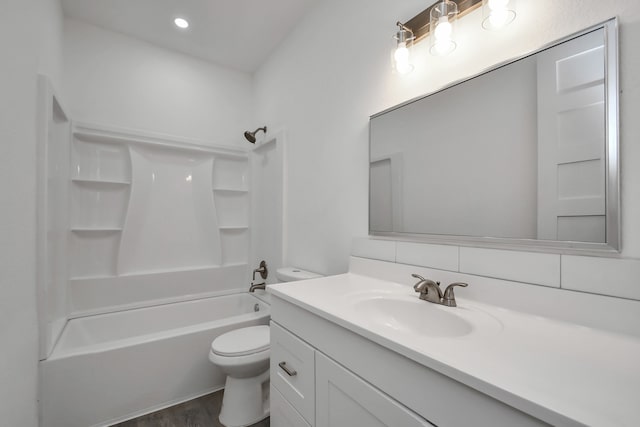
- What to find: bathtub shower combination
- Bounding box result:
[36,89,268,427]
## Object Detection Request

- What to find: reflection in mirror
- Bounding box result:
[369,19,619,251]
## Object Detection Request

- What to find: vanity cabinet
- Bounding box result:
[270,296,548,427]
[270,321,433,427]
[315,352,433,427]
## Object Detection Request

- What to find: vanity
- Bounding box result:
[268,259,640,427]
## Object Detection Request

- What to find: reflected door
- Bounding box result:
[537,29,606,242]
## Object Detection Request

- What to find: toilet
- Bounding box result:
[209,266,322,427]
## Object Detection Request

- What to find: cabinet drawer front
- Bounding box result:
[271,385,312,427]
[271,321,315,425]
[316,353,434,427]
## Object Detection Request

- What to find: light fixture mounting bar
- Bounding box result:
[403,0,482,43]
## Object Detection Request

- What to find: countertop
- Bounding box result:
[268,273,640,427]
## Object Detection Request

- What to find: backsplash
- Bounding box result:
[351,237,640,336]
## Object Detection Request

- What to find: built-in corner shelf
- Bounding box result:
[72,178,131,185]
[213,187,248,193]
[71,228,123,232]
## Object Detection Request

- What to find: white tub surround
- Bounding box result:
[268,261,640,426]
[41,293,269,427]
[65,123,251,316]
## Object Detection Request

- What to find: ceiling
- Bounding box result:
[61,0,320,73]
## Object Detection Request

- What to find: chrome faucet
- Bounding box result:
[249,282,266,292]
[411,274,468,307]
[411,274,443,303]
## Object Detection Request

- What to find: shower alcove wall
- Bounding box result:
[67,123,251,317]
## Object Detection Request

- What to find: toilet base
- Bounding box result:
[219,369,270,427]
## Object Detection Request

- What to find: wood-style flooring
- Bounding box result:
[112,390,270,427]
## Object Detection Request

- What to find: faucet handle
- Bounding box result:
[442,282,468,307]
[411,273,426,290]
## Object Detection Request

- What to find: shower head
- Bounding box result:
[244,126,267,144]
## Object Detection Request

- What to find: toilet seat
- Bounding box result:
[211,325,270,357]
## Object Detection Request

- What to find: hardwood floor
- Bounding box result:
[113,390,270,427]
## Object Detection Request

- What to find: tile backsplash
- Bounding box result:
[352,237,640,302]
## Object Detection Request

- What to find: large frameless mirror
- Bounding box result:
[369,18,619,252]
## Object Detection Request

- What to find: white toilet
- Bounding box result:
[209,266,322,427]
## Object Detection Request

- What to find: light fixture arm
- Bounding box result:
[395,21,414,43]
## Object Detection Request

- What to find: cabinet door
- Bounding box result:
[271,385,312,427]
[316,353,434,427]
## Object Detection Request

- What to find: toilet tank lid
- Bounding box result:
[276,267,323,282]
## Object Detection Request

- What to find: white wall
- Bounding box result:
[63,19,254,148]
[0,0,65,425]
[254,0,640,275]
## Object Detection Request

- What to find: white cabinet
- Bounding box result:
[315,353,434,427]
[271,385,312,427]
[270,321,432,427]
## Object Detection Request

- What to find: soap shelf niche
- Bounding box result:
[69,133,131,279]
[220,227,249,265]
[69,229,121,278]
[213,156,250,266]
[214,189,249,228]
[213,156,248,190]
[71,179,130,230]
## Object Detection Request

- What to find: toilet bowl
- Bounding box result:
[209,325,271,427]
[209,266,322,427]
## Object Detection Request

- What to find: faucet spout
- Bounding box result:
[249,282,266,292]
[411,274,443,303]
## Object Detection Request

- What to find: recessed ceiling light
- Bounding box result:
[174,17,189,29]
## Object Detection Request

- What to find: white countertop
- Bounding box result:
[269,273,640,427]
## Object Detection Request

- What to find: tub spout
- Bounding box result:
[249,282,266,292]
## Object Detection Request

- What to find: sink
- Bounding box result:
[352,295,503,339]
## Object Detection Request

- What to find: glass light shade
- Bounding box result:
[482,0,516,30]
[430,1,458,56]
[392,27,415,74]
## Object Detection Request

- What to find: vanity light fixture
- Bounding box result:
[392,0,518,69]
[482,0,516,30]
[430,1,458,56]
[174,17,189,29]
[393,22,415,74]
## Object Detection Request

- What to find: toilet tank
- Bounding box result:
[275,267,323,282]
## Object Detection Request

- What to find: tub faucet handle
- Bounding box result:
[253,260,268,280]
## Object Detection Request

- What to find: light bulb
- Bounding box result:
[434,17,452,41]
[482,0,515,30]
[394,42,412,74]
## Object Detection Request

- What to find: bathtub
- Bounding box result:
[40,292,270,427]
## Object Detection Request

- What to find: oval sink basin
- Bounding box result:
[353,296,501,338]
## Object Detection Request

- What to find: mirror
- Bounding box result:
[369,19,619,252]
